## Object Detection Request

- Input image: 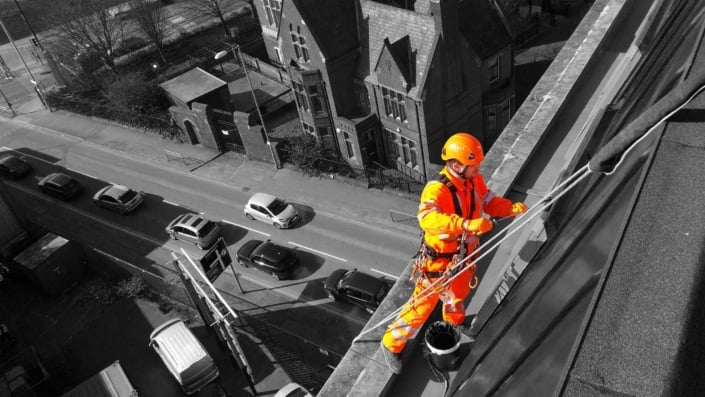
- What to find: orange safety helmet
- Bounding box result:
[441,132,484,166]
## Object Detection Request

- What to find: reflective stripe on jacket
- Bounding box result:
[417,166,513,260]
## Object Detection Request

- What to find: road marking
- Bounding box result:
[288,241,348,262]
[66,167,98,180]
[370,268,399,280]
[221,220,270,237]
[161,199,202,213]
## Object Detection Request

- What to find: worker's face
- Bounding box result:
[461,163,481,179]
[450,160,480,180]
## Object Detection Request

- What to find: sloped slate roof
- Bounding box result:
[358,0,436,98]
[458,0,512,58]
[292,0,358,60]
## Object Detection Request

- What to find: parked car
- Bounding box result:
[149,318,220,395]
[165,213,221,249]
[0,154,32,180]
[93,184,144,214]
[37,172,83,200]
[244,192,299,229]
[274,382,314,397]
[236,240,299,280]
[324,269,392,313]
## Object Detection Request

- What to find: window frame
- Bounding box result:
[488,55,500,83]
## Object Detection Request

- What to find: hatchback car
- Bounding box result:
[165,214,221,249]
[244,192,299,229]
[236,240,298,280]
[324,269,392,313]
[93,184,144,214]
[0,154,32,180]
[37,172,83,200]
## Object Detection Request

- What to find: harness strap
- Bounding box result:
[436,173,475,219]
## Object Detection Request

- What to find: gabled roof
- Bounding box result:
[458,0,512,58]
[291,0,358,60]
[378,36,414,89]
[158,67,227,104]
[358,0,437,98]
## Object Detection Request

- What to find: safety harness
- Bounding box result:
[414,173,477,283]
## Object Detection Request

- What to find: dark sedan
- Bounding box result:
[236,240,298,280]
[37,172,83,200]
[324,269,392,313]
[0,155,33,180]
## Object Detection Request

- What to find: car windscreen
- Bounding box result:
[267,198,288,215]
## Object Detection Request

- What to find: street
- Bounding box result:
[0,116,419,394]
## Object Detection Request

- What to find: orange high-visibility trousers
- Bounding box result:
[382,261,474,354]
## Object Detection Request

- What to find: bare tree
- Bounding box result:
[37,0,127,75]
[182,0,233,37]
[129,0,168,63]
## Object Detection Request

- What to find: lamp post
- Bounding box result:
[230,44,279,168]
[214,50,227,75]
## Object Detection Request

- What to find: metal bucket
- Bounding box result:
[424,321,461,371]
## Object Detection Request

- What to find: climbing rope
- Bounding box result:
[352,165,593,343]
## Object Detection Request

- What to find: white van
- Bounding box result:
[149,319,220,395]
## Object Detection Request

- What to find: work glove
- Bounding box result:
[463,218,493,235]
[511,202,528,216]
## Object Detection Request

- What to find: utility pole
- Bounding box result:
[230,44,280,168]
[0,86,16,116]
[0,17,48,110]
[12,0,43,51]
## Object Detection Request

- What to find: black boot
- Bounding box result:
[456,315,477,338]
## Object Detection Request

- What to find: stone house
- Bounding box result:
[254,0,514,181]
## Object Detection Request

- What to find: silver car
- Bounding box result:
[165,213,221,249]
[93,184,144,214]
[244,192,299,229]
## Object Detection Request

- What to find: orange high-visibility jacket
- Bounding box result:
[418,166,513,271]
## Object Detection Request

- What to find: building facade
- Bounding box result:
[253,0,515,182]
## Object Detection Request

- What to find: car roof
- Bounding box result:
[274,382,313,397]
[252,241,294,263]
[248,192,277,206]
[48,172,73,185]
[341,270,386,292]
[178,213,209,228]
[149,319,207,372]
[106,184,129,194]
